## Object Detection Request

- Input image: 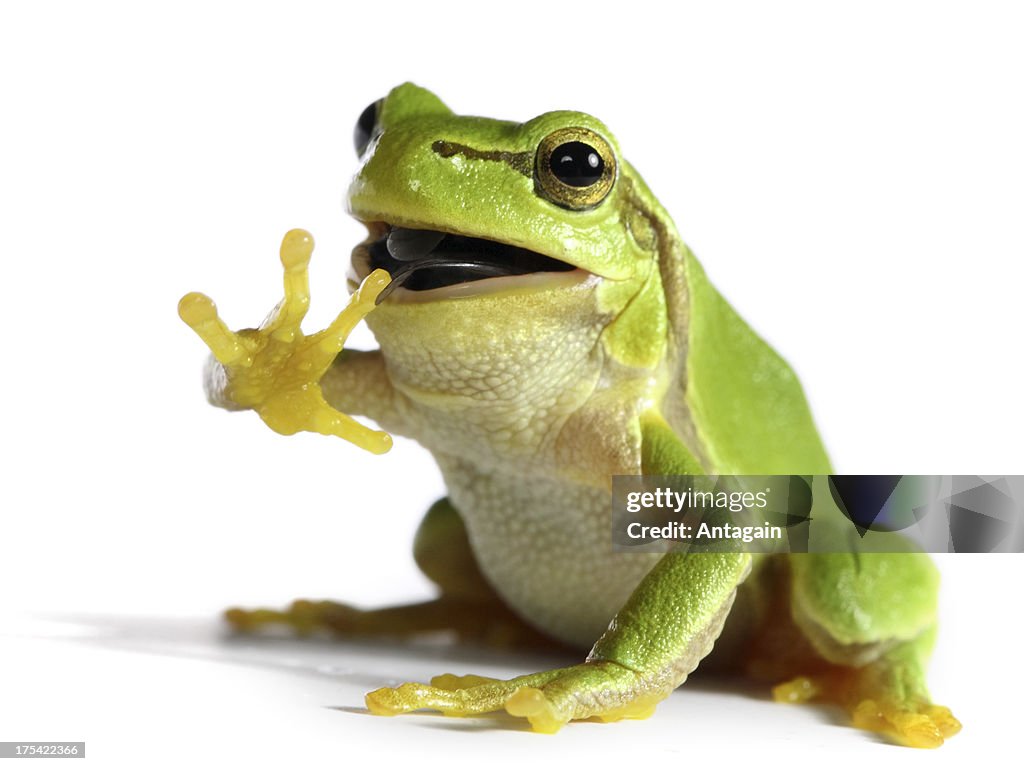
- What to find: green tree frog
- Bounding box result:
[179,83,960,747]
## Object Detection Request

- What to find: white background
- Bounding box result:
[1,0,1021,768]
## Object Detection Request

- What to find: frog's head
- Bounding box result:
[347,83,672,397]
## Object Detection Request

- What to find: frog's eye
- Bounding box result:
[535,127,616,210]
[354,99,382,157]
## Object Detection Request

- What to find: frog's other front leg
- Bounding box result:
[774,553,961,748]
[365,552,752,733]
[225,499,558,649]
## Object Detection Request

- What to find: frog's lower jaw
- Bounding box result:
[350,221,588,302]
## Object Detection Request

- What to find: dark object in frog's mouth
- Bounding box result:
[367,226,576,298]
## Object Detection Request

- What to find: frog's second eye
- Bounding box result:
[354,100,381,157]
[535,127,616,210]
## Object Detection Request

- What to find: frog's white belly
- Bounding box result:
[440,461,662,649]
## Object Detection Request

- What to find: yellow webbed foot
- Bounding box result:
[179,229,393,454]
[224,599,360,636]
[851,698,961,749]
[773,672,962,749]
[366,661,668,733]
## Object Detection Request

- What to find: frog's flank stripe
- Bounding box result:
[431,140,533,177]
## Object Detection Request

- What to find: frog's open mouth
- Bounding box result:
[354,223,578,301]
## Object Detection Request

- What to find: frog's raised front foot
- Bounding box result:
[365,661,669,733]
[178,228,393,454]
[773,671,962,749]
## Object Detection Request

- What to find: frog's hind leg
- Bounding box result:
[771,553,961,748]
[224,498,558,649]
[365,552,753,733]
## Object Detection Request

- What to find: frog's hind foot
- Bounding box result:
[223,596,559,649]
[850,697,960,749]
[224,597,473,638]
[365,661,670,734]
[224,599,364,637]
[773,669,961,749]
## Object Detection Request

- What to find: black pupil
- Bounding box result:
[354,101,378,156]
[549,141,604,187]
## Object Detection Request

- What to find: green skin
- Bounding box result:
[198,83,958,745]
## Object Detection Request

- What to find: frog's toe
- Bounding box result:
[223,605,307,634]
[429,673,501,689]
[925,705,963,738]
[852,698,962,749]
[365,678,513,718]
[366,683,451,717]
[771,675,822,704]
[504,687,571,733]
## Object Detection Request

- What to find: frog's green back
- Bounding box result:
[674,248,832,476]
